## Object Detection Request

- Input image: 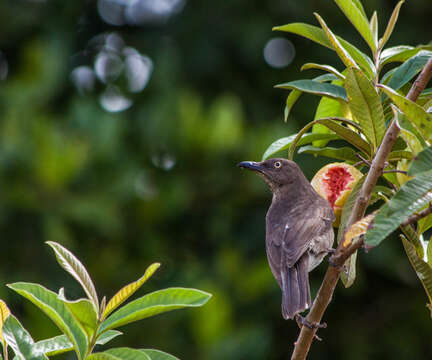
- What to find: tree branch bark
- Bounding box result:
[291,57,432,360]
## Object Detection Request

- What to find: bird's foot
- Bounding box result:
[295,314,327,341]
[326,248,336,255]
[328,256,341,269]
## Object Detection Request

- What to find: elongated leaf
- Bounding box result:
[316,119,371,155]
[103,348,151,360]
[345,68,386,150]
[314,13,358,69]
[301,63,345,80]
[379,1,404,50]
[401,224,424,258]
[86,354,118,360]
[337,176,366,287]
[401,235,432,316]
[104,263,161,319]
[33,330,122,357]
[0,300,10,342]
[379,84,432,140]
[334,0,376,52]
[58,291,98,338]
[46,241,99,310]
[273,22,375,77]
[428,239,432,267]
[395,111,427,155]
[381,46,432,65]
[275,80,347,101]
[99,288,211,334]
[408,146,432,176]
[388,150,413,161]
[262,133,340,160]
[365,171,432,247]
[284,90,302,122]
[298,145,358,161]
[387,51,432,91]
[2,315,48,360]
[370,11,378,47]
[7,283,88,360]
[141,349,179,360]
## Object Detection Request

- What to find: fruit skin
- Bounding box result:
[311,163,362,227]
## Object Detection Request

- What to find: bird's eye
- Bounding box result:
[274,161,282,168]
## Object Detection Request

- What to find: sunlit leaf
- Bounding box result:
[379,1,404,50]
[395,111,427,155]
[314,13,358,69]
[417,211,432,236]
[273,22,375,77]
[370,11,378,47]
[365,170,432,247]
[99,288,211,334]
[345,68,386,150]
[334,0,376,52]
[301,63,345,80]
[275,79,347,101]
[0,300,10,343]
[2,315,48,360]
[386,51,432,91]
[141,349,179,360]
[379,84,432,140]
[262,133,340,160]
[284,90,302,122]
[33,330,122,357]
[408,146,432,176]
[298,145,358,162]
[381,45,432,65]
[103,263,161,319]
[388,150,413,161]
[46,241,99,310]
[428,240,432,267]
[58,290,98,338]
[7,282,88,360]
[401,235,432,317]
[343,213,375,248]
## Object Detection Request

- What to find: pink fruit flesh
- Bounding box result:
[322,167,354,208]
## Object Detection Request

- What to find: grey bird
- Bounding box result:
[238,158,335,319]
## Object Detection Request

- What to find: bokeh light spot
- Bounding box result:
[70,66,95,93]
[263,37,295,68]
[100,85,132,112]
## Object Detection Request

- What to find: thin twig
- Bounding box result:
[401,203,432,226]
[290,57,432,360]
[382,169,407,174]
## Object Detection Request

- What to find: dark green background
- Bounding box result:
[0,0,431,359]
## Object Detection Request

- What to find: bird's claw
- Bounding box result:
[295,314,327,341]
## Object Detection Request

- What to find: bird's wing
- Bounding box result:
[268,198,334,270]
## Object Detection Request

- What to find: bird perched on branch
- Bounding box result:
[238,158,335,320]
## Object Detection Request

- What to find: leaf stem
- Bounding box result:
[290,57,432,360]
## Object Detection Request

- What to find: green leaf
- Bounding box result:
[275,79,347,101]
[370,11,378,47]
[262,133,340,160]
[401,224,424,259]
[273,22,375,77]
[379,1,404,50]
[58,290,98,338]
[386,51,432,91]
[7,283,88,360]
[0,300,10,343]
[284,90,302,122]
[33,330,122,357]
[408,147,432,176]
[351,0,367,18]
[428,240,432,267]
[345,68,386,150]
[334,0,376,52]
[337,176,366,287]
[92,348,151,360]
[379,84,432,140]
[418,212,432,236]
[380,46,432,66]
[99,288,211,334]
[365,171,432,247]
[314,13,358,69]
[395,111,427,155]
[301,63,345,80]
[388,150,413,161]
[46,241,99,310]
[2,315,48,360]
[141,349,179,360]
[401,235,432,315]
[298,145,358,161]
[104,263,161,319]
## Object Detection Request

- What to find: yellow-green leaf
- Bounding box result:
[379,1,404,50]
[103,263,161,319]
[0,300,10,342]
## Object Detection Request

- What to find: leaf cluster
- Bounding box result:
[0,242,211,360]
[264,0,432,311]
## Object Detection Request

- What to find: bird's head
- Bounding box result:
[238,158,307,192]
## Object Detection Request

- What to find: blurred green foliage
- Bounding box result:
[0,0,431,359]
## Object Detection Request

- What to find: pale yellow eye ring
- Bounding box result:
[274,161,282,168]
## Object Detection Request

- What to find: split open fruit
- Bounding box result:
[311,163,362,227]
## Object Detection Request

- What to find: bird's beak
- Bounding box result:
[237,161,264,172]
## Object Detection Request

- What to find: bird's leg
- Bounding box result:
[295,314,327,341]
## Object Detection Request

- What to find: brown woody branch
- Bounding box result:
[401,203,432,226]
[291,57,432,360]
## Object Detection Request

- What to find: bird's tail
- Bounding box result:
[281,255,311,320]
